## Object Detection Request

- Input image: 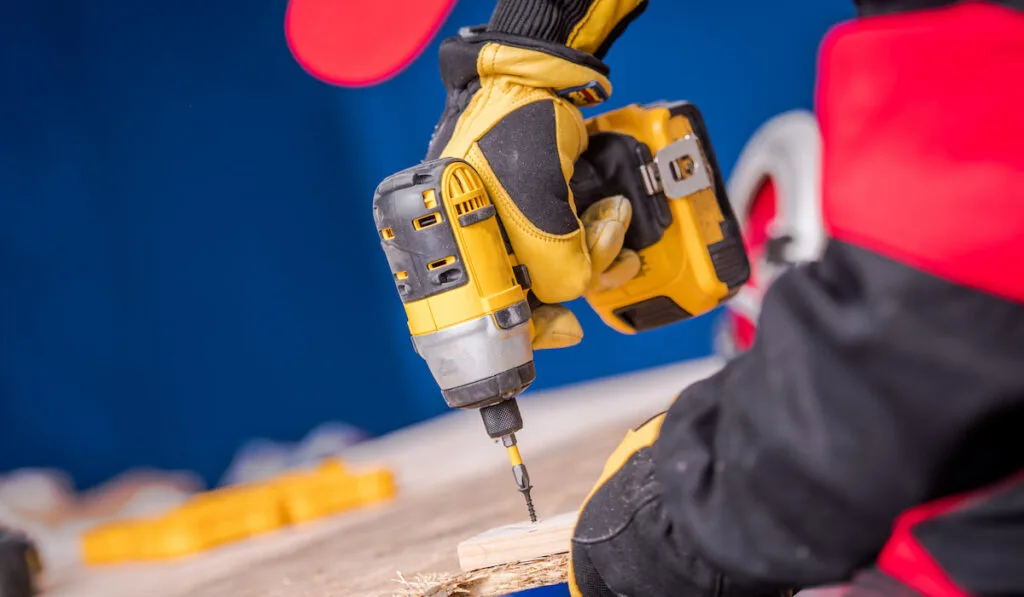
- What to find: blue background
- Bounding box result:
[0,0,854,491]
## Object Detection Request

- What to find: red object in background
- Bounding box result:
[715,110,824,357]
[819,1,1024,305]
[730,177,778,351]
[285,0,458,87]
[727,310,759,353]
[743,179,778,286]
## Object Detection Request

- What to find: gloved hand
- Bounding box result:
[568,413,793,597]
[425,1,648,350]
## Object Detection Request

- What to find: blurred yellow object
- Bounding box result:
[355,469,396,504]
[81,520,147,565]
[81,458,395,565]
[138,517,208,560]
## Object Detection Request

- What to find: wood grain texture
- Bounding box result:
[42,359,721,597]
[457,511,576,572]
[396,553,569,597]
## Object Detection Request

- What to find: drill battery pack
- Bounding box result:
[577,101,751,334]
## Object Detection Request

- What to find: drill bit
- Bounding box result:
[502,434,537,523]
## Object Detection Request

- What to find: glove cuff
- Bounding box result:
[459,26,610,76]
[439,27,613,108]
[487,0,647,59]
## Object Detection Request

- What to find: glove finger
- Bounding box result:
[581,196,632,276]
[588,249,641,293]
[531,303,583,350]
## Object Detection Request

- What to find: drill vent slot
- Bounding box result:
[438,269,463,284]
[445,164,481,195]
[427,255,455,270]
[455,195,486,216]
[444,163,489,216]
[413,213,441,230]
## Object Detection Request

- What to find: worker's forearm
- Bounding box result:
[653,240,1024,587]
[483,0,1024,51]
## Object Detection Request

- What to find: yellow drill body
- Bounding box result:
[400,161,526,339]
[375,157,536,416]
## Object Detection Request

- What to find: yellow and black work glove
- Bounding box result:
[568,413,792,597]
[425,1,648,350]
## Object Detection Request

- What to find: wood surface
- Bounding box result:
[457,511,576,572]
[41,358,722,597]
[48,423,634,597]
[396,554,569,597]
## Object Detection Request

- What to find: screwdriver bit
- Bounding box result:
[503,434,538,523]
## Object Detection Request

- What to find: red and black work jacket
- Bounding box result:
[653,1,1024,595]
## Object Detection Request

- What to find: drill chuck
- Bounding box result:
[480,398,525,437]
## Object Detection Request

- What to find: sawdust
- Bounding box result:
[392,553,569,597]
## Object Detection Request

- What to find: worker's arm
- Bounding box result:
[570,1,1024,595]
[654,241,1024,586]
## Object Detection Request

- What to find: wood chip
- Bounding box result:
[457,511,575,572]
[394,553,569,597]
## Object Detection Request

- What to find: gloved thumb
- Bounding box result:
[581,196,641,293]
[530,195,641,350]
[531,303,583,350]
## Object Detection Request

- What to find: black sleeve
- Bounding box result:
[653,239,1024,587]
[488,0,595,42]
[485,0,1024,40]
[855,0,1023,16]
[486,0,647,59]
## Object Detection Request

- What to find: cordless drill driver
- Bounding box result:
[373,101,749,520]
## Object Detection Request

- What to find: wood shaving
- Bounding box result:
[392,553,569,597]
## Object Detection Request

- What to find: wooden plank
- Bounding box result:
[457,511,576,572]
[395,553,569,597]
[44,358,722,597]
[48,421,638,597]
